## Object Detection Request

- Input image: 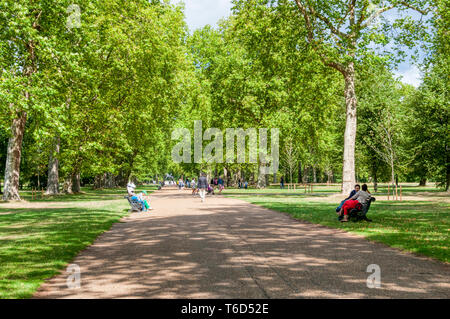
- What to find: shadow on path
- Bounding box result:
[34,189,450,299]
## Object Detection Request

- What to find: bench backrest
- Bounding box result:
[125,196,142,211]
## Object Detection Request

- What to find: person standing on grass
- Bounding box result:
[280,176,284,189]
[198,173,208,202]
[339,184,372,222]
[218,176,225,194]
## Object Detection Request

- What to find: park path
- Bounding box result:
[34,188,449,299]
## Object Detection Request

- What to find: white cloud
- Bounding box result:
[172,0,233,31]
[394,65,422,88]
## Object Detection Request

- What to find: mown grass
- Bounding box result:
[0,187,143,299]
[17,185,158,202]
[222,184,445,196]
[233,195,450,263]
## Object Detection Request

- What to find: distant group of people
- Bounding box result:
[173,174,227,202]
[237,179,248,189]
[126,176,374,221]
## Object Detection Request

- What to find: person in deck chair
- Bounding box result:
[127,183,151,212]
[339,184,371,223]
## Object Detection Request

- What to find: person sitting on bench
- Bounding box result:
[127,183,151,212]
[339,184,371,223]
[336,184,360,213]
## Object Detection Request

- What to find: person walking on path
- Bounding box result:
[198,173,208,202]
[191,178,197,196]
[280,177,285,189]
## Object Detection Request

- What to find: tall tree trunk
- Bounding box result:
[373,170,378,193]
[390,157,395,187]
[371,160,378,192]
[3,25,38,200]
[224,167,228,186]
[233,169,240,187]
[446,150,449,192]
[313,165,317,183]
[116,171,128,188]
[326,169,332,184]
[256,158,267,188]
[72,172,81,193]
[419,178,427,186]
[45,137,60,195]
[2,111,27,201]
[298,161,302,183]
[302,165,308,183]
[93,174,103,189]
[104,173,116,188]
[446,163,450,192]
[63,176,73,194]
[342,64,357,195]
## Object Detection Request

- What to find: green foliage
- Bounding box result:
[0,0,447,190]
[403,0,449,190]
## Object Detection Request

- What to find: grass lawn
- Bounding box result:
[223,184,445,196]
[229,194,450,263]
[0,186,157,299]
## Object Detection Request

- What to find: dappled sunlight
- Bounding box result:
[0,199,130,298]
[31,189,449,299]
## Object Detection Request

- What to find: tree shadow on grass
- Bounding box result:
[248,200,449,263]
[0,206,128,298]
[16,187,157,203]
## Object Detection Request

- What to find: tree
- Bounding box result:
[282,138,299,183]
[0,1,83,200]
[291,0,431,194]
[188,1,342,188]
[407,68,449,191]
[404,0,449,191]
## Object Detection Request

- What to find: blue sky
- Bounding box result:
[172,0,422,87]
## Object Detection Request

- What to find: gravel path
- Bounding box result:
[34,188,450,299]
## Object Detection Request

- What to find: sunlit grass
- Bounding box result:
[234,195,449,263]
[0,189,134,299]
[16,185,158,202]
[222,184,446,196]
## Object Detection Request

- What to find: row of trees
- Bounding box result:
[0,0,192,199]
[172,0,448,191]
[0,0,448,201]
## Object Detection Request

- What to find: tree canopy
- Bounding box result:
[0,0,448,199]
